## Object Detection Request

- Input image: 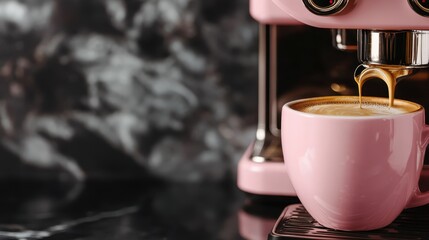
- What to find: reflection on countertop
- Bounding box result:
[0,179,259,240]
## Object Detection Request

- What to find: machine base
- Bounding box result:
[238,197,300,240]
[237,144,296,197]
[238,208,278,240]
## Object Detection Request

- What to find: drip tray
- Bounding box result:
[269,204,429,240]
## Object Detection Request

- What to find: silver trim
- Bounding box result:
[256,24,266,141]
[308,0,345,12]
[251,25,283,163]
[358,30,429,67]
[304,0,349,15]
[269,26,280,137]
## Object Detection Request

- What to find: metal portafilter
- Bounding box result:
[354,30,429,92]
[358,30,429,68]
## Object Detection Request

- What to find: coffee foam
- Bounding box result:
[291,96,421,117]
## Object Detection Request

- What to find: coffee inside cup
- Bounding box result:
[291,96,421,117]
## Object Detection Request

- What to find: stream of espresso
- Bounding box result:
[354,65,411,107]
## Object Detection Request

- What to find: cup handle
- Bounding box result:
[406,125,429,208]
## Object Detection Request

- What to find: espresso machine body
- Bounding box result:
[238,0,429,198]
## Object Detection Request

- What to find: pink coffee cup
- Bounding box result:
[281,96,429,231]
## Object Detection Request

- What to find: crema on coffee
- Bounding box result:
[291,96,421,117]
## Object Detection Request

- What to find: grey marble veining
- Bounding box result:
[0,0,258,182]
[0,206,139,239]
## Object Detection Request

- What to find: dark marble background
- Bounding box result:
[0,0,258,183]
[2,2,429,239]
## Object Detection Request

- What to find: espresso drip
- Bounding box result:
[354,65,412,108]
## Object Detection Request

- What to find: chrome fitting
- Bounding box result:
[331,29,357,51]
[303,0,349,15]
[358,30,429,67]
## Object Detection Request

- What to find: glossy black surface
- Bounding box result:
[0,179,253,240]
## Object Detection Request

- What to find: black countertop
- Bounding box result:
[3,179,429,240]
[0,179,291,240]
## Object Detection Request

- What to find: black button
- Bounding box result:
[303,0,348,15]
[312,0,337,8]
[417,0,429,9]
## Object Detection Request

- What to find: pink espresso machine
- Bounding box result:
[238,0,429,198]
